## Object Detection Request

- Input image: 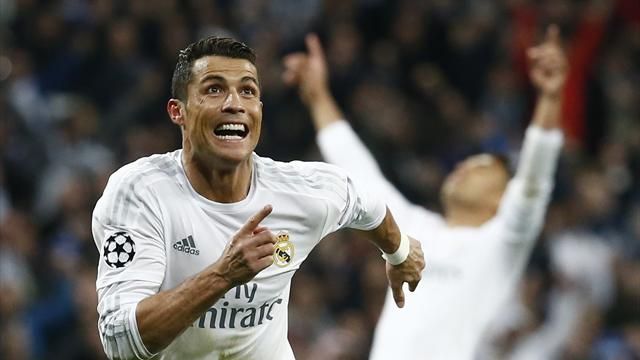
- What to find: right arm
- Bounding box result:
[135,206,275,353]
[93,178,276,359]
[283,35,437,226]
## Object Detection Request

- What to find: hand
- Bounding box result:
[386,237,425,308]
[215,205,277,287]
[527,25,568,98]
[282,33,331,105]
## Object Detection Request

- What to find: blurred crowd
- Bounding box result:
[1,0,639,359]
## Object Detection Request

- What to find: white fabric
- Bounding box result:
[92,151,386,360]
[97,281,157,359]
[316,121,563,360]
[382,232,410,265]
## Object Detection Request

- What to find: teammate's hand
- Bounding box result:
[527,25,568,97]
[386,237,425,308]
[215,205,277,287]
[282,33,330,105]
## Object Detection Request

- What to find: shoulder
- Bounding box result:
[254,154,347,185]
[105,151,181,193]
[253,154,349,198]
[95,151,181,214]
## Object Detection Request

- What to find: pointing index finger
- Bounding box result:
[392,283,405,308]
[239,205,273,235]
[306,33,325,59]
[546,24,561,46]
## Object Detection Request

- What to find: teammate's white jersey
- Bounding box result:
[317,121,563,360]
[92,150,386,360]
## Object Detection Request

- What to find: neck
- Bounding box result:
[182,151,253,203]
[444,206,496,227]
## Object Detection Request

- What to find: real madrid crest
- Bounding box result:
[273,231,294,267]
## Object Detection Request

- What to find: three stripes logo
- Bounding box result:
[173,235,200,256]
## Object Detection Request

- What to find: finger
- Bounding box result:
[527,46,542,60]
[255,241,276,258]
[539,56,556,71]
[409,281,419,292]
[256,256,275,271]
[306,33,325,59]
[391,284,405,308]
[238,205,273,235]
[283,54,307,69]
[283,52,304,64]
[252,230,277,247]
[253,226,268,235]
[530,69,545,86]
[546,24,561,46]
[282,70,299,86]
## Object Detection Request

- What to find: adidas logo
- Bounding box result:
[173,235,200,255]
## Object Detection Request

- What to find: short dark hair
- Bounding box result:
[171,36,256,101]
[488,153,513,177]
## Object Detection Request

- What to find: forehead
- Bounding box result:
[191,56,258,82]
[462,154,498,169]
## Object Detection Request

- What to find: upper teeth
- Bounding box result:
[216,123,245,131]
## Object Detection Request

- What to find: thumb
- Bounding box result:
[392,283,405,308]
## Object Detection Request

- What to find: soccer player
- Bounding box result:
[92,37,425,359]
[283,26,566,359]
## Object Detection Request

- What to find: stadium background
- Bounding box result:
[1,0,639,358]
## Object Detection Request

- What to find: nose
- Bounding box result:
[221,89,245,114]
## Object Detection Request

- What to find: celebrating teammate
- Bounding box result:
[283,26,566,359]
[92,37,424,359]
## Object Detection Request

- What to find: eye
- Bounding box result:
[240,86,257,96]
[207,85,222,94]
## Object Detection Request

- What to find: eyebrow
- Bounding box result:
[199,74,260,87]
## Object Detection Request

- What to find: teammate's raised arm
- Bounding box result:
[490,25,566,242]
[284,35,426,306]
[283,34,441,228]
[528,25,567,130]
[283,34,343,131]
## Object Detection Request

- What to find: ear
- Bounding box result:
[167,99,184,126]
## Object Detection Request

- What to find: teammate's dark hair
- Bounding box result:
[171,37,256,101]
[489,153,513,177]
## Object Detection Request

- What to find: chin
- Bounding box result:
[211,149,252,167]
[213,145,256,166]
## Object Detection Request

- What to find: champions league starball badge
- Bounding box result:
[273,231,294,267]
[103,231,136,268]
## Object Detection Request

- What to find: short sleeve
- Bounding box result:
[93,173,166,290]
[314,162,387,237]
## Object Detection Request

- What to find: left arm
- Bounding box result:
[495,125,563,240]
[496,25,566,239]
[366,207,425,308]
[316,162,425,308]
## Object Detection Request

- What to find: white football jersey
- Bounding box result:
[92,150,386,360]
[317,121,563,360]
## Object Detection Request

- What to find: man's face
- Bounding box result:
[441,154,510,212]
[180,55,262,167]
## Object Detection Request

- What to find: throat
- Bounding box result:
[183,154,253,203]
[444,207,496,227]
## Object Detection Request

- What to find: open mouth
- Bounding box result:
[213,123,248,140]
